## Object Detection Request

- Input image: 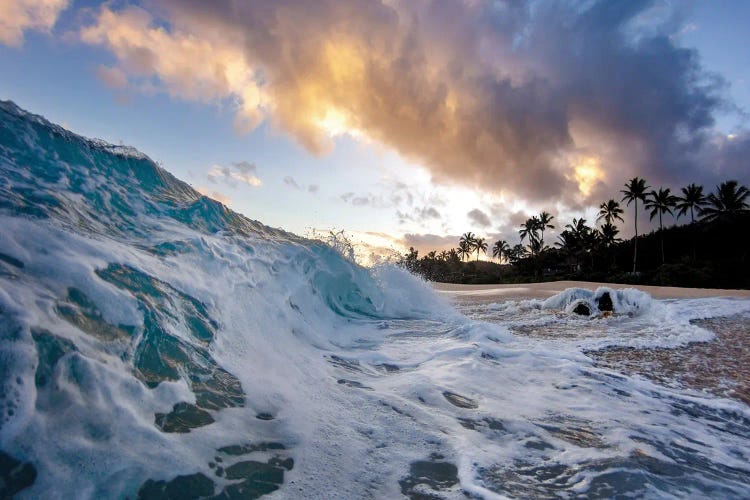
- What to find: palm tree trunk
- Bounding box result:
[659,212,664,264]
[632,200,638,273]
[690,207,696,261]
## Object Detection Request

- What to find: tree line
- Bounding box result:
[399,179,750,287]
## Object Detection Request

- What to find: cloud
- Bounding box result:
[80,5,265,133]
[0,0,68,47]
[207,162,261,187]
[467,208,491,228]
[232,160,256,175]
[196,186,231,206]
[492,210,536,244]
[285,176,319,193]
[340,191,393,208]
[97,65,128,89]
[396,206,441,225]
[284,176,301,189]
[401,233,459,254]
[79,1,747,204]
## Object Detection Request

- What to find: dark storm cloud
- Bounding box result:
[83,0,748,203]
[467,208,491,228]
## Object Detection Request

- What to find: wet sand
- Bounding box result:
[591,316,750,405]
[433,280,750,301]
[434,281,750,405]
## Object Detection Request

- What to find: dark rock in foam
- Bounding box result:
[0,451,37,498]
[572,301,591,316]
[597,292,614,312]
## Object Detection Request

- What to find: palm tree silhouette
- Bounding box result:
[700,180,750,222]
[448,248,460,263]
[457,241,471,262]
[599,222,621,266]
[492,239,510,263]
[644,187,677,264]
[676,183,706,260]
[676,184,706,224]
[537,212,555,249]
[598,222,621,247]
[597,199,624,225]
[459,232,477,262]
[556,218,592,271]
[507,244,527,264]
[519,217,541,252]
[621,177,650,273]
[474,237,488,261]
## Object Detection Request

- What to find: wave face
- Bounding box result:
[2,100,750,499]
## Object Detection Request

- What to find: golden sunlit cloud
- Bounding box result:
[570,156,605,197]
[80,6,267,132]
[78,2,575,201]
[76,0,743,207]
[0,0,68,46]
[316,108,362,138]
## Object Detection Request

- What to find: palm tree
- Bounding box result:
[621,177,650,273]
[598,222,621,247]
[556,218,593,271]
[507,244,527,264]
[474,237,488,261]
[597,199,624,225]
[492,239,510,263]
[644,187,677,264]
[597,222,621,267]
[700,180,750,222]
[676,183,706,260]
[676,184,706,224]
[457,242,471,262]
[459,232,476,262]
[448,248,460,263]
[519,217,541,250]
[537,211,555,248]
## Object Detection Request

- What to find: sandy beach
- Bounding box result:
[433,280,750,301]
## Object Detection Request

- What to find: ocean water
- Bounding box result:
[2,100,750,499]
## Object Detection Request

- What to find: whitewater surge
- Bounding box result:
[2,100,750,499]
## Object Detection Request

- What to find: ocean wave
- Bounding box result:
[3,101,750,498]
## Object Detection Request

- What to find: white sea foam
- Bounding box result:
[3,100,750,498]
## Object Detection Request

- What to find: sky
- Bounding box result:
[1,0,749,263]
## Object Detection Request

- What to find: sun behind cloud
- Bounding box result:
[570,156,605,198]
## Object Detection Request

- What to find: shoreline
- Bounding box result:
[432,280,750,300]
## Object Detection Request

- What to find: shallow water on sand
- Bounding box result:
[590,314,750,405]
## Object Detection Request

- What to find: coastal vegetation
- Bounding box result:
[399,179,750,289]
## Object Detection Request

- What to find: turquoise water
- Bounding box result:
[2,100,750,498]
